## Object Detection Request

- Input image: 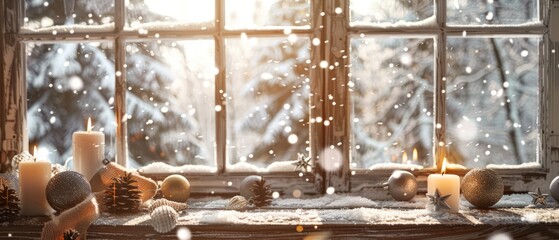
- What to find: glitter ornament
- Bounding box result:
[46,171,92,212]
[550,176,559,203]
[385,170,417,201]
[161,175,191,202]
[239,175,262,199]
[227,195,249,210]
[150,205,178,233]
[461,168,503,208]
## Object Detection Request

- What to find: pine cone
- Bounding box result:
[249,177,272,207]
[0,183,20,222]
[63,229,80,240]
[103,172,142,214]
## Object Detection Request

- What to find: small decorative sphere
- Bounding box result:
[550,176,559,202]
[161,175,190,202]
[239,175,262,199]
[462,168,503,208]
[46,171,92,212]
[386,170,417,201]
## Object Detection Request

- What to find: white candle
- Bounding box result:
[427,158,460,213]
[19,147,52,216]
[73,118,105,181]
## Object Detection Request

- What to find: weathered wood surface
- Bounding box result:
[2,223,559,239]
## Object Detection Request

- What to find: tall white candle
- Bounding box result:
[19,146,52,216]
[73,118,105,181]
[427,158,460,213]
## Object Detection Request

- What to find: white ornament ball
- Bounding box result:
[227,195,249,210]
[550,176,559,202]
[239,175,261,199]
[150,205,178,233]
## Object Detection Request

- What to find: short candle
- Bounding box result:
[73,117,105,181]
[19,146,52,216]
[427,158,460,213]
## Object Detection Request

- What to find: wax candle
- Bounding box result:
[426,158,460,213]
[19,146,52,216]
[73,118,105,181]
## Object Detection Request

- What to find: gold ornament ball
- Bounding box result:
[161,175,191,202]
[239,175,262,199]
[46,171,92,212]
[461,168,503,208]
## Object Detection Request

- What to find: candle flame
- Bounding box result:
[402,152,408,164]
[412,148,418,162]
[33,145,38,162]
[87,117,92,132]
[441,157,448,175]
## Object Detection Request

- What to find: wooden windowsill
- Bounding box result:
[2,194,559,239]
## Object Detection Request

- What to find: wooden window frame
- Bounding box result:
[1,0,558,197]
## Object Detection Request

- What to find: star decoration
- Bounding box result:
[427,188,451,211]
[528,187,548,206]
[293,153,312,172]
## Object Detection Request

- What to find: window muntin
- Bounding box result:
[446,37,540,167]
[25,41,116,163]
[350,37,434,169]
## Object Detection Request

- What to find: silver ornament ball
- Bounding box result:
[46,170,92,212]
[386,170,417,201]
[239,175,262,199]
[461,168,503,208]
[550,176,559,203]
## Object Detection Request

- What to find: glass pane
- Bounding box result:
[226,36,311,171]
[350,37,435,169]
[126,0,214,31]
[26,42,116,165]
[446,37,539,168]
[125,40,216,169]
[447,0,538,25]
[350,0,434,25]
[23,0,115,32]
[225,0,311,29]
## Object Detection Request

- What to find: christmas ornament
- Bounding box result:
[11,151,33,171]
[239,175,262,199]
[148,198,189,214]
[384,170,417,201]
[150,205,178,233]
[427,188,451,212]
[46,171,92,212]
[63,229,79,240]
[41,194,100,240]
[227,195,249,210]
[528,187,548,206]
[0,173,18,195]
[103,172,142,213]
[250,177,273,207]
[549,176,559,202]
[90,160,157,202]
[461,168,503,208]
[293,153,312,172]
[0,183,20,222]
[161,175,191,202]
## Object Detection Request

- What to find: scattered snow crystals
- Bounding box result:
[215,105,222,112]
[312,38,321,46]
[176,227,192,240]
[319,148,342,172]
[326,187,335,194]
[334,7,343,14]
[486,12,494,21]
[319,60,328,68]
[462,31,467,37]
[272,192,280,199]
[115,71,122,77]
[520,50,529,57]
[261,72,273,80]
[288,134,298,144]
[503,81,509,88]
[485,150,491,156]
[43,1,49,7]
[287,34,298,43]
[465,66,472,73]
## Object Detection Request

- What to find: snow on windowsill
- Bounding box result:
[487,162,541,169]
[20,23,115,34]
[139,161,299,174]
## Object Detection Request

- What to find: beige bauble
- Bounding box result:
[150,205,178,233]
[461,168,503,208]
[161,175,191,202]
[227,195,249,210]
[239,175,262,199]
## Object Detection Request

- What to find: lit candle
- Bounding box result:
[73,118,105,181]
[19,146,52,216]
[427,158,460,213]
[413,148,418,162]
[402,151,408,164]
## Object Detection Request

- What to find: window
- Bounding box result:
[1,0,557,195]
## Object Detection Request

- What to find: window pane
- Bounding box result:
[350,0,434,25]
[26,42,116,164]
[125,40,216,169]
[446,37,539,167]
[447,0,538,25]
[225,0,311,29]
[226,36,310,171]
[350,37,434,169]
[23,0,115,32]
[126,0,214,31]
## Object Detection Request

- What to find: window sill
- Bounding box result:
[2,195,559,239]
